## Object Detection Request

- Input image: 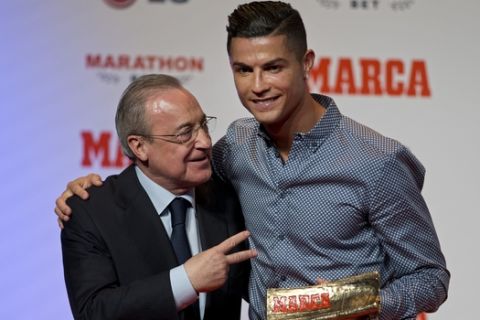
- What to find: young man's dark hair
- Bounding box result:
[226,1,307,61]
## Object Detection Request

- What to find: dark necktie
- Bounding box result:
[169,197,200,320]
[169,197,192,265]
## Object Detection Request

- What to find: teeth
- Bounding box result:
[254,97,275,103]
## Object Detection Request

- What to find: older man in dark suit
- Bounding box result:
[61,74,256,320]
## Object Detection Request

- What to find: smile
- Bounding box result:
[189,155,210,163]
[252,96,279,103]
[251,96,280,110]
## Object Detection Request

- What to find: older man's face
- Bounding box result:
[140,88,212,194]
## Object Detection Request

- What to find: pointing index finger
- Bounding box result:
[215,230,251,254]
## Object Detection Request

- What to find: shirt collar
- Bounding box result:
[257,94,342,152]
[135,166,194,216]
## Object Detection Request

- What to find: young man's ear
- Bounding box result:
[127,135,148,161]
[303,49,315,79]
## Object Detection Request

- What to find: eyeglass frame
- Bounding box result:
[133,116,217,145]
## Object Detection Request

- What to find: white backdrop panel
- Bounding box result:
[0,1,478,318]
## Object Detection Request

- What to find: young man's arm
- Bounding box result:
[369,146,450,319]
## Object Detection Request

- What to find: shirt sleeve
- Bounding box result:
[170,265,198,311]
[369,146,450,319]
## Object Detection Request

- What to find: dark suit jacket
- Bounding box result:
[61,165,248,320]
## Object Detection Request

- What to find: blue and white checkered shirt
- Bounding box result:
[212,94,449,320]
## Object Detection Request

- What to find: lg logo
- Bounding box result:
[104,0,188,9]
[149,0,189,2]
[103,0,136,9]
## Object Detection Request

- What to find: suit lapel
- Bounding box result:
[196,202,228,255]
[115,165,178,271]
[195,181,229,315]
[114,166,234,317]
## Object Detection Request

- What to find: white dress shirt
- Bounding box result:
[135,166,205,319]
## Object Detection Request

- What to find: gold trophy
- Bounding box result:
[266,272,380,320]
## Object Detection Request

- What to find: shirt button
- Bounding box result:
[279,192,286,199]
[280,275,287,281]
[278,234,285,240]
[294,134,303,141]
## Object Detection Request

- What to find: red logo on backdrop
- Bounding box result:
[81,131,130,169]
[308,57,431,97]
[104,0,136,9]
[417,313,427,320]
[86,54,204,72]
[85,53,204,85]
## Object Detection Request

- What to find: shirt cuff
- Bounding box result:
[170,265,198,311]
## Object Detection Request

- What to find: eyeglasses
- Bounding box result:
[139,116,217,145]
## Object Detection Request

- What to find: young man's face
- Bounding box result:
[229,35,311,132]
